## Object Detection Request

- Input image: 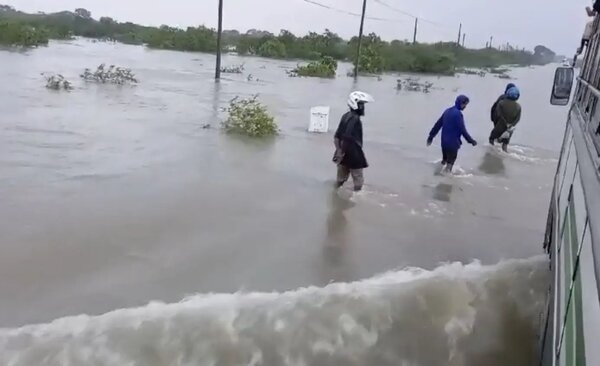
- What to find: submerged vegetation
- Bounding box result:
[80,64,138,84]
[44,74,73,90]
[292,56,337,78]
[0,5,557,75]
[397,78,433,93]
[41,65,137,92]
[223,96,278,138]
[220,64,245,74]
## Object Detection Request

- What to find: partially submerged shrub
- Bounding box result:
[80,63,138,84]
[456,68,486,77]
[223,95,278,137]
[487,67,509,75]
[396,78,433,93]
[220,63,245,74]
[43,73,72,90]
[291,56,337,78]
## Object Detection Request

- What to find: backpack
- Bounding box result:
[490,99,499,122]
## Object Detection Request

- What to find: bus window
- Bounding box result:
[551,67,575,106]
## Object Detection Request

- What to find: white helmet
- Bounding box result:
[347,91,374,111]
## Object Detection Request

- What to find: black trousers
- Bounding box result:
[490,123,512,144]
[442,148,458,165]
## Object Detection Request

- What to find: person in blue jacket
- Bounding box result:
[427,95,478,173]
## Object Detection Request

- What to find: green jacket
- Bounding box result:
[495,99,521,128]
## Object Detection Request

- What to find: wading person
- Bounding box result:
[427,95,477,173]
[489,86,521,152]
[490,83,515,127]
[333,91,374,192]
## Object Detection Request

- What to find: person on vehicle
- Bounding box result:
[577,6,597,55]
[489,86,522,152]
[427,95,477,173]
[333,91,374,192]
[491,83,516,126]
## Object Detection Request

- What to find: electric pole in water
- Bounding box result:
[354,0,368,79]
[215,0,224,80]
[413,18,418,44]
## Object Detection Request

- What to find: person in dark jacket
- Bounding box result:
[427,95,478,173]
[489,86,521,152]
[333,91,374,191]
[490,83,516,125]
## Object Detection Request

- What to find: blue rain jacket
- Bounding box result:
[428,95,476,151]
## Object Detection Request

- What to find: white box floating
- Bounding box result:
[308,106,330,133]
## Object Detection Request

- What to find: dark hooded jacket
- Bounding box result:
[428,95,476,151]
[495,98,521,128]
[491,83,515,124]
[334,110,368,170]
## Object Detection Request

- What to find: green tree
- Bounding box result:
[74,8,91,19]
[0,5,552,73]
[0,21,49,46]
[258,39,287,58]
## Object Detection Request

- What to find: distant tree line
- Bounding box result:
[0,5,556,74]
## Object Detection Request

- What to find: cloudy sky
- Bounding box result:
[4,0,592,54]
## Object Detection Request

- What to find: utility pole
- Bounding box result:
[354,0,367,78]
[457,23,462,46]
[489,36,493,49]
[413,18,418,44]
[462,33,465,48]
[215,0,224,80]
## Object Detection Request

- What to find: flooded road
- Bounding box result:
[0,39,565,365]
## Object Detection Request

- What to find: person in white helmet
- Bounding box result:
[333,91,374,191]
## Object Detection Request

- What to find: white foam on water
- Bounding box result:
[0,256,550,366]
[509,145,533,153]
[491,145,557,164]
[346,187,403,207]
[450,169,474,179]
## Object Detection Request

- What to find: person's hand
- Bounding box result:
[332,149,344,163]
[426,137,433,146]
[471,140,478,147]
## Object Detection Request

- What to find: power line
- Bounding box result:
[371,0,452,29]
[301,0,408,24]
[372,0,415,19]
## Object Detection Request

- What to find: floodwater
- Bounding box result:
[0,39,566,365]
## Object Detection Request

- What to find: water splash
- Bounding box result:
[493,145,557,164]
[0,256,549,366]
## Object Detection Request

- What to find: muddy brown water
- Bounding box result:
[0,39,566,365]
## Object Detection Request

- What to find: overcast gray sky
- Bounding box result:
[4,0,591,54]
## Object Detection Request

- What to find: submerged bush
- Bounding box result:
[80,64,138,84]
[44,73,72,90]
[220,63,245,74]
[223,96,278,137]
[487,67,509,75]
[292,56,337,78]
